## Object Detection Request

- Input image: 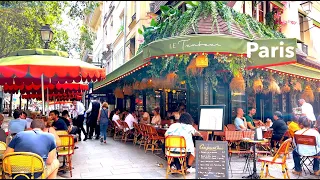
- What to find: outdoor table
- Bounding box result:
[155,127,168,137]
[241,138,269,179]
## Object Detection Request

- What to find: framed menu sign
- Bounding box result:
[195,141,229,179]
[198,105,225,131]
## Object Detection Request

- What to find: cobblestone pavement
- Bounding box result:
[3,117,319,179]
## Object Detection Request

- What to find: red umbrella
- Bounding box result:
[3,83,89,94]
[0,49,105,112]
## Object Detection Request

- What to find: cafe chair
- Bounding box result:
[133,122,143,145]
[57,135,75,177]
[112,121,122,140]
[139,124,148,149]
[225,131,252,177]
[293,134,319,175]
[227,124,236,131]
[164,136,187,179]
[214,126,228,141]
[121,122,134,143]
[145,125,165,154]
[56,130,69,136]
[199,131,210,141]
[258,138,292,179]
[2,152,45,179]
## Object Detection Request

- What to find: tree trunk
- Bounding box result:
[9,93,13,117]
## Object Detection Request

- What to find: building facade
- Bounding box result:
[93,1,320,124]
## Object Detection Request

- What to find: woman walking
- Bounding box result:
[98,102,110,143]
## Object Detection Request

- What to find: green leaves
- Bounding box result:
[138,28,143,35]
[0,1,70,58]
[150,19,157,27]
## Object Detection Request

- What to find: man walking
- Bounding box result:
[86,97,101,140]
[72,98,87,141]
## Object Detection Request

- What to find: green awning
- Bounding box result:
[142,34,249,59]
[268,63,320,79]
[94,52,144,90]
[93,35,302,91]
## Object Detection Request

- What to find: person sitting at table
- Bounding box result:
[288,115,301,138]
[164,112,202,173]
[8,110,28,137]
[151,107,161,125]
[234,108,247,131]
[4,119,60,179]
[267,111,288,149]
[42,116,61,147]
[124,109,137,132]
[0,114,7,143]
[61,110,78,135]
[292,116,320,176]
[49,110,68,131]
[139,107,150,124]
[172,104,186,121]
[112,108,123,129]
[244,107,257,130]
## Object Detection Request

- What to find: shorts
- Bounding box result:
[44,159,60,178]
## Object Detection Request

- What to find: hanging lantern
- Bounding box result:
[147,79,153,89]
[133,81,140,90]
[268,75,281,94]
[166,72,178,84]
[123,85,133,96]
[114,88,124,99]
[229,74,245,93]
[293,81,302,92]
[195,54,209,68]
[281,79,291,93]
[186,58,203,76]
[252,77,263,94]
[301,85,314,102]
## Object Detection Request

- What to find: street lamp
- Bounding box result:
[300,1,312,14]
[40,24,54,49]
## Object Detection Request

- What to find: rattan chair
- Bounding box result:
[145,125,164,153]
[165,136,187,179]
[2,152,45,179]
[56,130,69,136]
[258,138,292,179]
[57,135,75,177]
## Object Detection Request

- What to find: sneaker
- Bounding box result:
[171,165,177,171]
[104,141,106,144]
[292,170,302,176]
[315,170,320,176]
[187,167,196,173]
[100,137,103,143]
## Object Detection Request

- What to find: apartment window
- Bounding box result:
[299,14,305,41]
[242,1,246,14]
[252,1,269,23]
[129,37,136,58]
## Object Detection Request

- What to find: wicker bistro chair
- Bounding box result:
[0,142,7,178]
[165,136,187,179]
[227,124,237,131]
[145,125,165,154]
[214,126,228,141]
[133,122,143,145]
[57,135,75,177]
[258,138,292,179]
[2,152,45,179]
[293,134,320,175]
[56,130,69,136]
[121,121,134,143]
[225,131,253,177]
[139,124,148,149]
[112,120,123,140]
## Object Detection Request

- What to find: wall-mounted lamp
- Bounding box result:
[300,1,312,14]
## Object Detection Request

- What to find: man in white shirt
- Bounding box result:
[299,99,316,127]
[112,108,122,129]
[72,98,88,141]
[138,107,150,124]
[292,116,320,176]
[124,110,137,132]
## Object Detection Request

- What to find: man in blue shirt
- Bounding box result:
[234,108,247,131]
[50,110,68,131]
[4,119,59,179]
[8,110,27,135]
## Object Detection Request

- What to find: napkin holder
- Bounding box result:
[254,127,263,141]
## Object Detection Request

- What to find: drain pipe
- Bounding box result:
[123,1,127,64]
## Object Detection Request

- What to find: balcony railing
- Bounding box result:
[132,13,136,22]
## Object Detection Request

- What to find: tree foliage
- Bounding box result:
[66,1,100,20]
[0,1,70,58]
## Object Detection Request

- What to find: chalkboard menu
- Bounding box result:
[195,141,228,179]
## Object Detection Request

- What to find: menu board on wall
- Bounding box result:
[195,141,229,179]
[199,105,225,131]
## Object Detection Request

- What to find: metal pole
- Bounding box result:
[47,87,49,115]
[41,74,45,115]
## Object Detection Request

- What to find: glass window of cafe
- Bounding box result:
[146,90,161,114]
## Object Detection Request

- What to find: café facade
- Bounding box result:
[93,1,320,125]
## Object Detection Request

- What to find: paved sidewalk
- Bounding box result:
[57,136,320,179]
